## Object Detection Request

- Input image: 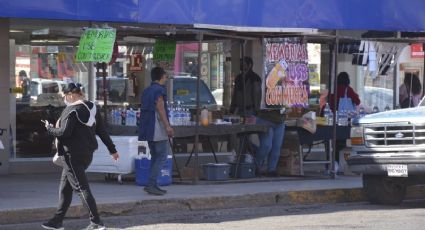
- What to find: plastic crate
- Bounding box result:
[230,163,256,178]
[202,163,230,181]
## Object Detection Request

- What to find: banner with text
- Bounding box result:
[76,28,116,62]
[263,38,309,108]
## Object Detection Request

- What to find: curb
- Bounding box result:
[1,186,424,225]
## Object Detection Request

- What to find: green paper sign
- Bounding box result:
[76,28,116,62]
[153,40,176,61]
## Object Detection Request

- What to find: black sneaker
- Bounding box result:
[85,221,106,230]
[144,186,165,195]
[267,171,280,177]
[41,220,64,230]
[155,186,167,194]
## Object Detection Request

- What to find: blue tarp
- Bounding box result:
[1,0,425,32]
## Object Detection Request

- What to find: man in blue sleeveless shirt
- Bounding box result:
[139,67,174,195]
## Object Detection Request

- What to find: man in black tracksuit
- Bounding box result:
[42,83,119,230]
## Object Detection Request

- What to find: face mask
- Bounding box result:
[64,96,72,106]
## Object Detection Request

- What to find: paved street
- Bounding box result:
[2,200,425,230]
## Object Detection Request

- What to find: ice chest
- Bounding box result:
[230,163,256,178]
[135,155,173,186]
[88,136,139,175]
[203,163,230,181]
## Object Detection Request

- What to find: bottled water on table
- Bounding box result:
[183,108,191,126]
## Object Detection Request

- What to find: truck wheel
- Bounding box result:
[362,175,406,205]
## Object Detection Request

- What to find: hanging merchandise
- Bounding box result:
[352,41,367,66]
[368,41,377,76]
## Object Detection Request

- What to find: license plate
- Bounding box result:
[387,164,408,177]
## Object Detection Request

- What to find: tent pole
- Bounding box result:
[193,32,203,184]
[102,62,108,126]
[331,32,339,179]
[241,40,246,120]
[423,43,425,99]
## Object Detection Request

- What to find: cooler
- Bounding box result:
[135,155,173,186]
[87,136,140,184]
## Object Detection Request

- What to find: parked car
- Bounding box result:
[169,76,217,110]
[348,96,425,205]
[96,76,128,104]
[30,78,67,101]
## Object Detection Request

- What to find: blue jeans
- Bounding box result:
[147,140,169,187]
[255,117,285,172]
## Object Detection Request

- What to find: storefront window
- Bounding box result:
[12,44,87,158]
[173,42,226,108]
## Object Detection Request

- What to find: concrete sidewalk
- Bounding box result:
[0,173,422,225]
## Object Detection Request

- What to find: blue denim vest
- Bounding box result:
[138,82,168,141]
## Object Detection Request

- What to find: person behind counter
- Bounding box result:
[42,83,119,230]
[399,72,422,108]
[230,56,262,116]
[329,72,360,170]
[255,109,286,177]
[139,67,174,196]
[329,72,361,112]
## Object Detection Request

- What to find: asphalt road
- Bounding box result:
[2,200,425,230]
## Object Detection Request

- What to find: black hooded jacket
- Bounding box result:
[47,100,116,156]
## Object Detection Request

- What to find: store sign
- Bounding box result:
[129,54,144,71]
[153,40,176,61]
[76,28,116,62]
[263,38,309,108]
[411,43,424,58]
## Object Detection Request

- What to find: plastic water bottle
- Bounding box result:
[185,109,191,126]
[136,108,141,126]
[110,109,115,124]
[328,112,334,125]
[125,109,130,126]
[126,108,135,126]
[323,103,331,125]
[201,106,209,126]
[359,106,366,118]
[177,107,184,126]
[181,108,188,126]
[121,108,126,125]
[116,108,122,125]
[168,106,174,125]
[338,110,346,126]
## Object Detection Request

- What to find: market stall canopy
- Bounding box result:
[2,0,425,32]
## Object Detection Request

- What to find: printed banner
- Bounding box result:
[76,28,116,62]
[263,38,309,108]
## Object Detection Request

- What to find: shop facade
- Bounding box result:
[1,1,425,175]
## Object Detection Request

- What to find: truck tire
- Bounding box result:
[362,175,406,205]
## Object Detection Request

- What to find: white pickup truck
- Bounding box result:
[348,97,425,205]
